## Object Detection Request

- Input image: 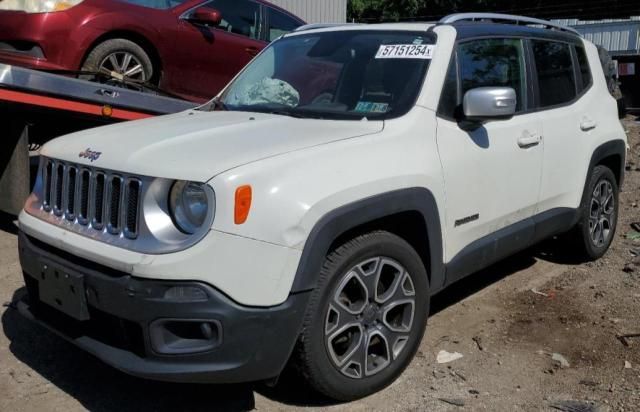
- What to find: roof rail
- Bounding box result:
[294,23,362,32]
[439,13,580,36]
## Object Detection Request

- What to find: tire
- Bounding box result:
[573,165,619,260]
[294,231,429,401]
[81,39,154,83]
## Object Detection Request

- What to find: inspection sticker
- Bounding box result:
[375,44,435,59]
[355,102,389,113]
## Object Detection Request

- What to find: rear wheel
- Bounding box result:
[573,165,619,260]
[82,39,154,83]
[294,231,429,401]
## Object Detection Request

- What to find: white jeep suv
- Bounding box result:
[17,13,627,400]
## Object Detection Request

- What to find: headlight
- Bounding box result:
[169,181,212,235]
[0,0,84,13]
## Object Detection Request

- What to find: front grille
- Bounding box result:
[41,159,142,239]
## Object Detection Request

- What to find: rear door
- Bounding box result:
[531,39,595,214]
[167,0,266,101]
[436,38,544,274]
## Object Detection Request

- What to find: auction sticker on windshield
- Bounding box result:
[375,44,435,59]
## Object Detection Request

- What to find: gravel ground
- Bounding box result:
[0,117,639,412]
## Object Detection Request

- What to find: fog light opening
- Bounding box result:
[150,319,222,355]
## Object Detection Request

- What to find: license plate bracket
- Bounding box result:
[38,260,90,321]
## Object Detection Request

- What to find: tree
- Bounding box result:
[348,0,420,22]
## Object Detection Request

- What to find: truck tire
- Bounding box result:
[573,165,619,260]
[82,39,154,83]
[294,231,429,401]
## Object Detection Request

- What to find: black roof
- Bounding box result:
[442,22,583,44]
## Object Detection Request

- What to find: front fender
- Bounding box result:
[65,12,163,68]
[289,187,444,294]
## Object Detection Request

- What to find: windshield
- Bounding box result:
[218,30,435,120]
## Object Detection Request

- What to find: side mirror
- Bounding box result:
[189,7,222,26]
[463,87,517,122]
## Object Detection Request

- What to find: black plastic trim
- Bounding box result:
[582,140,627,198]
[290,188,444,293]
[445,217,535,285]
[18,231,310,384]
[444,207,579,286]
[532,207,580,244]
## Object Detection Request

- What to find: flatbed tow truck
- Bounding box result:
[0,64,196,215]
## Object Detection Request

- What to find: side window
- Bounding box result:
[268,8,301,41]
[575,45,593,92]
[203,0,260,40]
[532,40,576,107]
[457,38,527,112]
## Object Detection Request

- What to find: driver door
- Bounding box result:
[167,0,266,101]
[435,38,544,280]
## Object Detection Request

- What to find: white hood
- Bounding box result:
[42,110,384,182]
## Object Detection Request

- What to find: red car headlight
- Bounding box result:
[0,0,84,13]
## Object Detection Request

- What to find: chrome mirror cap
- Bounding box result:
[463,87,517,121]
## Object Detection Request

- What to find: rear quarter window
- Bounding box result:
[575,45,593,92]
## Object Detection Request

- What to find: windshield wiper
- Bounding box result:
[265,109,305,118]
[207,97,228,111]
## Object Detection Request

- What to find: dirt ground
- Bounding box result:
[1,117,639,412]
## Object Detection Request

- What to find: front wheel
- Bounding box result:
[573,165,619,260]
[294,231,429,401]
[82,39,154,83]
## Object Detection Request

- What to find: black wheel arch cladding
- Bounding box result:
[577,139,627,222]
[586,139,627,190]
[290,187,444,294]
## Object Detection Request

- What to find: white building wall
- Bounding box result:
[269,0,347,23]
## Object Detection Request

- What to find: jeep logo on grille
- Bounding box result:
[79,148,102,162]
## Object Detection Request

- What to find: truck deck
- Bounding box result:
[0,64,196,215]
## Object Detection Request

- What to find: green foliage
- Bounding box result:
[348,0,420,22]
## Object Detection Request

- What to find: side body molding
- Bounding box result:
[290,188,444,294]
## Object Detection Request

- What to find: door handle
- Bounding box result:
[580,117,597,131]
[245,47,259,57]
[517,132,542,148]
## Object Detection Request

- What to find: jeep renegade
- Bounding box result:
[16,13,627,400]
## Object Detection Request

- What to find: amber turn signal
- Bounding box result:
[101,105,113,118]
[234,185,252,224]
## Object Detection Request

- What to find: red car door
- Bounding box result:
[165,0,266,102]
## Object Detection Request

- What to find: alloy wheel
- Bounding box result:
[98,52,147,82]
[589,179,615,247]
[325,257,416,379]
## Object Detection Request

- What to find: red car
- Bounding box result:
[0,0,304,102]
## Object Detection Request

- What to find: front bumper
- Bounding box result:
[0,50,66,71]
[17,231,310,383]
[0,9,95,71]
